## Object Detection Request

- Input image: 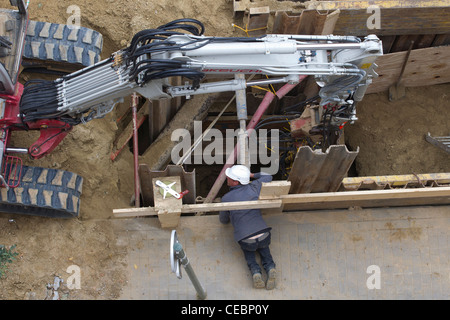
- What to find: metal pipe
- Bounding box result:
[131,93,140,208]
[296,43,363,50]
[203,75,308,204]
[246,77,287,87]
[5,148,28,154]
[173,242,207,300]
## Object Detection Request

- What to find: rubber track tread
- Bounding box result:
[0,165,83,218]
[24,21,103,67]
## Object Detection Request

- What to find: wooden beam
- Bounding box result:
[367,46,450,94]
[282,186,450,211]
[113,186,450,218]
[341,173,450,189]
[259,181,291,200]
[334,7,450,36]
[153,176,182,228]
[282,187,450,204]
[113,199,283,218]
[244,7,270,37]
[272,9,340,35]
[305,1,450,36]
[306,1,449,10]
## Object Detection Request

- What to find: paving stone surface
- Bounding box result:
[116,205,449,300]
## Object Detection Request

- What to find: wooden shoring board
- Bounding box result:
[272,9,340,35]
[153,176,182,228]
[304,3,450,36]
[340,172,450,191]
[282,186,450,211]
[233,0,303,16]
[366,46,450,94]
[113,186,450,218]
[244,7,270,37]
[113,200,283,218]
[306,1,450,11]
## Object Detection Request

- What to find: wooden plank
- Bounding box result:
[366,46,450,93]
[272,9,340,35]
[113,186,450,218]
[260,180,291,214]
[432,33,450,46]
[182,200,283,214]
[113,199,283,218]
[329,7,450,36]
[153,176,182,228]
[282,186,450,204]
[259,181,291,199]
[282,186,450,211]
[233,0,301,16]
[307,1,449,10]
[245,7,270,37]
[341,172,450,190]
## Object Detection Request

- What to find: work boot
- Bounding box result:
[266,268,276,290]
[252,273,265,289]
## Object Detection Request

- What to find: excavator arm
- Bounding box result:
[19,19,382,158]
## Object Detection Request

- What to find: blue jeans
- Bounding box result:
[238,232,276,275]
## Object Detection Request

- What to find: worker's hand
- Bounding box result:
[250,173,255,179]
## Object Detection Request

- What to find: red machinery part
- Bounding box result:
[26,120,72,159]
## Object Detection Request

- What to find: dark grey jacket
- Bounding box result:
[219,172,273,242]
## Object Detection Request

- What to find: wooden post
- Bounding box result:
[153,176,182,228]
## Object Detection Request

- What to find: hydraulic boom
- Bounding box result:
[18,19,382,158]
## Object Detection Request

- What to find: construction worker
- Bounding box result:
[219,165,277,290]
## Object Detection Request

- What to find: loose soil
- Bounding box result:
[0,0,448,300]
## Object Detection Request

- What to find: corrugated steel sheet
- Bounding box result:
[287,145,359,193]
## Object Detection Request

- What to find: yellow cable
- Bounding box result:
[264,143,275,153]
[232,23,276,94]
[232,23,267,37]
[251,85,271,93]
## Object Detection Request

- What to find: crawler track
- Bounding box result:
[0,165,83,218]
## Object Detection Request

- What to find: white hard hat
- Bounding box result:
[225,165,250,185]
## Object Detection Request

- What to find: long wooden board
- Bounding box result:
[367,46,450,94]
[113,200,283,218]
[113,186,450,218]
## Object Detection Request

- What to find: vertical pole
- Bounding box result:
[203,75,307,204]
[131,93,140,208]
[173,242,207,300]
[235,74,249,167]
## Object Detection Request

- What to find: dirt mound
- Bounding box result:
[0,0,234,300]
